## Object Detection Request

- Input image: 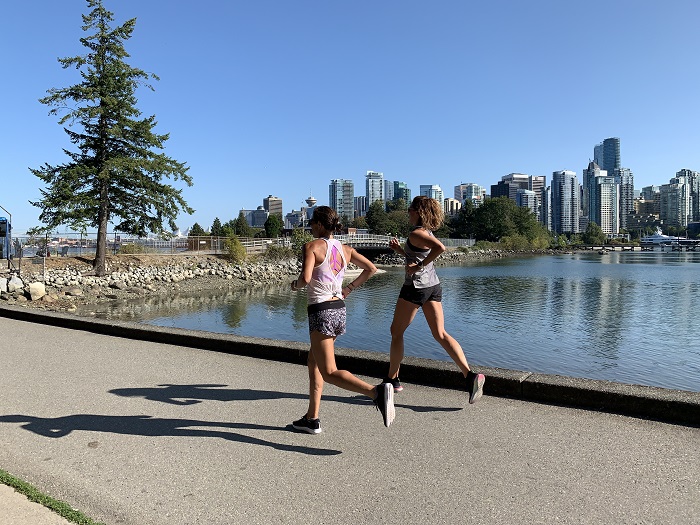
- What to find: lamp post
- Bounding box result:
[0,204,11,226]
[0,203,11,263]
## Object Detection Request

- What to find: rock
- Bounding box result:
[0,277,6,293]
[28,282,47,301]
[7,275,24,293]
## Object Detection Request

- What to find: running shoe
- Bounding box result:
[466,371,485,404]
[373,382,395,427]
[383,376,404,393]
[292,415,322,434]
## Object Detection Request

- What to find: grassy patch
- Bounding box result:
[0,468,105,525]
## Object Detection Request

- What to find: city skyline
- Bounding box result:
[4,1,700,233]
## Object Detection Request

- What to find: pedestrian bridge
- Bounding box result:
[335,234,394,248]
[236,234,473,256]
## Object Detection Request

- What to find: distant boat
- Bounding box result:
[640,229,677,246]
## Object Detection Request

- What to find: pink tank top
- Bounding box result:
[307,238,347,304]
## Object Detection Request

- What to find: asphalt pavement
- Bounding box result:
[0,306,699,525]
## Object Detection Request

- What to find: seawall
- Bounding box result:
[1,303,698,427]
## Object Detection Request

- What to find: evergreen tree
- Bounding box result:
[233,211,253,237]
[210,218,223,237]
[365,200,390,234]
[264,213,283,238]
[30,0,193,276]
[387,209,411,237]
[386,198,408,212]
[222,220,236,238]
[188,222,206,236]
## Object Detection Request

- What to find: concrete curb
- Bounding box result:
[1,303,698,427]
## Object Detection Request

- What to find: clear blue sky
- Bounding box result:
[2,0,700,234]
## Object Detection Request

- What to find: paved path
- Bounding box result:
[1,315,699,525]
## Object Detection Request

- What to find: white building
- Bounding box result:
[420,184,444,204]
[366,171,384,206]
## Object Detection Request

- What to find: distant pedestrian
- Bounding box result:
[291,206,394,434]
[383,196,485,403]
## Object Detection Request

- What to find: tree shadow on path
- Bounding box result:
[0,414,341,456]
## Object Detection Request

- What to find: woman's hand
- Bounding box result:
[389,237,403,253]
[405,262,422,276]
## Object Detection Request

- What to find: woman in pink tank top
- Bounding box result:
[289,206,395,433]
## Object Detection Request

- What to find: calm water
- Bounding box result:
[80,251,700,393]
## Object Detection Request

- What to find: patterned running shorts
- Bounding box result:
[308,304,347,337]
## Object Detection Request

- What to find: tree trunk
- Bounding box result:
[93,182,110,277]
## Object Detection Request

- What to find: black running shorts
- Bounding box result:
[398,283,442,306]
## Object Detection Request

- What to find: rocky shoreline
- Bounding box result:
[0,248,546,313]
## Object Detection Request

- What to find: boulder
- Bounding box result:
[8,275,24,293]
[28,282,47,301]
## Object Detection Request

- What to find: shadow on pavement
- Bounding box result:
[109,383,463,413]
[0,414,341,456]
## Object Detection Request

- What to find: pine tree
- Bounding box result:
[30,0,193,276]
[189,223,206,237]
[264,213,283,238]
[210,218,223,237]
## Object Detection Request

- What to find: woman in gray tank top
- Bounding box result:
[382,196,485,404]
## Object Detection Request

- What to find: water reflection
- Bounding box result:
[79,253,700,393]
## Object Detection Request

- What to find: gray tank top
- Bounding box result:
[403,227,440,289]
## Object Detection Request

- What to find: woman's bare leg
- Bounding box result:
[309,331,376,398]
[305,349,323,419]
[388,298,420,378]
[422,300,470,377]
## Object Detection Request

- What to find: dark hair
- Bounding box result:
[311,206,342,233]
[409,196,443,231]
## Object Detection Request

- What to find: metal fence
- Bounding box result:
[8,232,472,259]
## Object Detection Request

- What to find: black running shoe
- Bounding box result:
[292,415,322,434]
[383,376,403,393]
[466,371,485,404]
[373,383,395,427]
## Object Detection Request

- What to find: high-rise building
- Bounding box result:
[491,173,530,200]
[393,181,411,204]
[593,137,621,173]
[384,180,395,203]
[444,198,461,216]
[329,179,354,223]
[354,196,367,218]
[515,189,537,215]
[454,183,486,206]
[613,167,634,229]
[640,186,660,201]
[241,207,269,228]
[676,169,700,221]
[263,195,283,218]
[660,173,693,227]
[593,175,620,235]
[551,170,580,234]
[490,174,545,221]
[420,184,444,203]
[582,161,606,220]
[366,171,384,206]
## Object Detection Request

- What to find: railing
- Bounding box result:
[8,232,473,259]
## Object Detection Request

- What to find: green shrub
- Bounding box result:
[263,243,295,262]
[291,228,314,259]
[223,236,246,263]
[118,243,148,254]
